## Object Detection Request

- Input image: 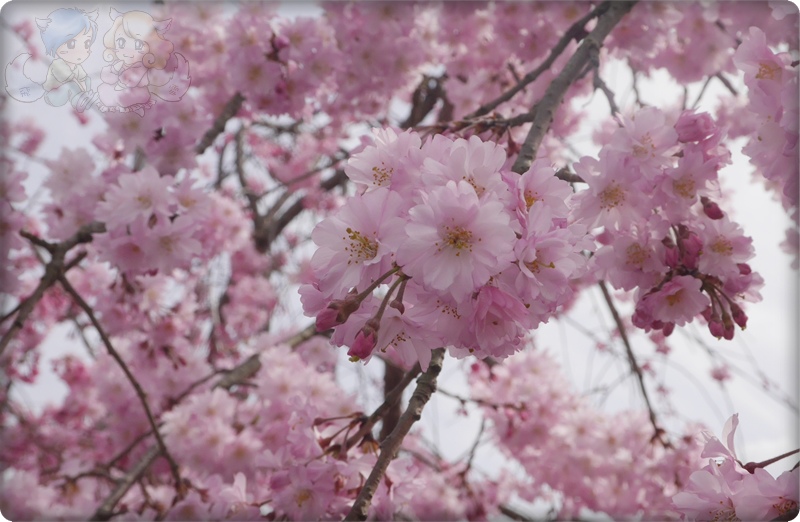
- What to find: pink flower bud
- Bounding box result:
[661,236,680,268]
[701,196,724,220]
[708,319,725,338]
[348,320,379,361]
[730,303,748,329]
[272,34,290,50]
[675,110,716,142]
[662,322,675,336]
[316,307,340,332]
[316,291,362,332]
[723,324,734,340]
[710,365,732,382]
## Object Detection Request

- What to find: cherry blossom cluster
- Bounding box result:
[470,348,704,520]
[0,334,503,521]
[301,128,591,368]
[578,107,763,340]
[672,414,799,521]
[48,156,233,276]
[733,26,800,267]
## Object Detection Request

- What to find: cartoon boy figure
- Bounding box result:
[4,7,99,112]
[38,8,99,111]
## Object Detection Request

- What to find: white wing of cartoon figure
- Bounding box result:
[149,52,191,102]
[5,54,45,102]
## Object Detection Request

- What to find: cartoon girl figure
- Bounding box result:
[4,8,99,113]
[95,8,191,117]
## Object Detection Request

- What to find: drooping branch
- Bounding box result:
[511,1,636,174]
[598,280,668,445]
[57,274,183,489]
[344,348,445,521]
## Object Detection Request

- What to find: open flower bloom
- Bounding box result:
[397,180,516,301]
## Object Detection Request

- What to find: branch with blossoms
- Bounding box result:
[56,274,184,493]
[194,92,245,155]
[467,1,615,120]
[0,222,105,357]
[345,348,445,521]
[512,1,636,173]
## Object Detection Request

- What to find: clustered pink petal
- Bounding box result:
[304,131,590,364]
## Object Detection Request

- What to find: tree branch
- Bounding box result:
[345,363,421,452]
[467,2,613,120]
[90,445,161,521]
[598,280,667,445]
[57,274,182,489]
[345,348,445,521]
[254,168,348,253]
[195,92,245,155]
[714,72,739,97]
[511,1,636,174]
[0,222,104,357]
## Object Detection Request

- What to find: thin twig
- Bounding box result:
[598,281,667,445]
[57,275,182,489]
[438,387,524,411]
[345,348,445,521]
[589,44,621,117]
[743,448,800,472]
[714,72,739,97]
[691,76,714,109]
[234,126,260,217]
[511,1,636,174]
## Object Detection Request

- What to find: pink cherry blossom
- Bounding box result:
[311,187,407,297]
[397,180,516,300]
[641,275,710,327]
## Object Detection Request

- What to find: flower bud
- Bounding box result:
[316,291,362,332]
[701,196,724,220]
[730,303,748,329]
[348,319,380,361]
[708,319,725,338]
